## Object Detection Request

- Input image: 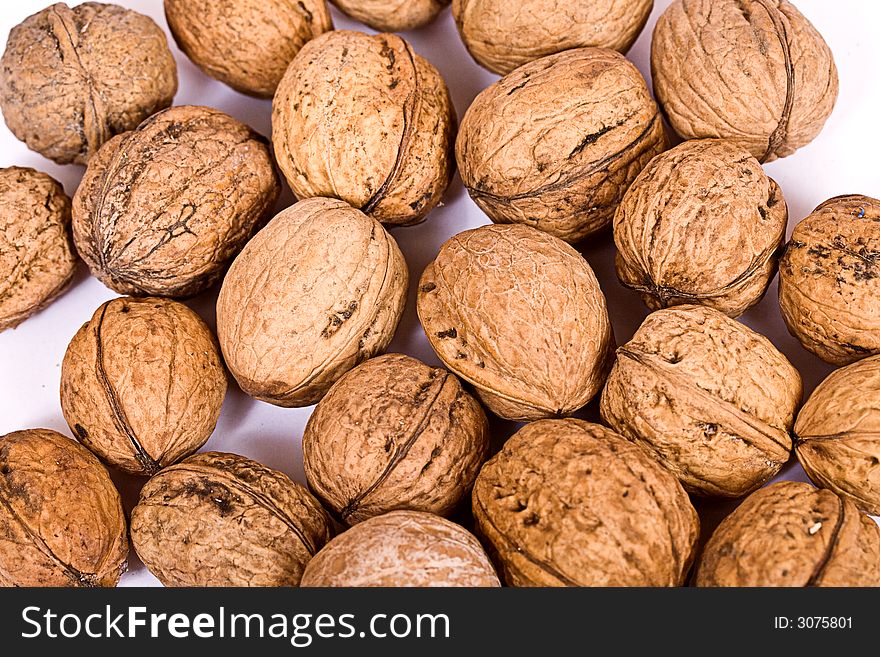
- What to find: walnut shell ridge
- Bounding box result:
[331,0,450,32]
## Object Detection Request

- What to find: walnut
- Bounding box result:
[652,0,838,162]
[0,428,128,587]
[300,510,500,587]
[417,223,613,421]
[330,0,450,32]
[72,105,280,298]
[600,305,802,497]
[217,197,408,407]
[457,48,667,243]
[614,139,788,317]
[0,2,177,165]
[696,482,880,587]
[130,451,331,587]
[273,31,455,226]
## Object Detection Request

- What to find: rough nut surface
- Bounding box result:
[0,429,128,587]
[600,305,802,497]
[472,419,699,587]
[330,0,450,32]
[417,223,614,421]
[652,0,838,162]
[273,30,456,226]
[457,48,667,243]
[0,2,177,165]
[72,105,280,298]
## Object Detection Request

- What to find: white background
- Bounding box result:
[1,1,878,586]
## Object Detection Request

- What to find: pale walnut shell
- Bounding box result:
[300,510,500,587]
[72,105,280,298]
[217,197,408,407]
[417,223,614,421]
[457,48,667,243]
[600,305,802,497]
[614,139,788,318]
[472,419,699,587]
[60,297,227,476]
[331,0,450,32]
[652,0,838,163]
[303,353,489,524]
[696,482,880,587]
[273,30,456,226]
[130,452,331,587]
[0,429,128,587]
[0,2,177,165]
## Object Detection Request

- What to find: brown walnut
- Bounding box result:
[330,0,450,32]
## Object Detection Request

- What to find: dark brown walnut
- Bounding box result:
[652,0,838,162]
[696,482,880,587]
[273,30,456,226]
[418,223,614,421]
[331,0,450,32]
[0,2,177,165]
[130,452,331,587]
[600,305,802,497]
[0,429,128,587]
[60,297,227,476]
[472,419,699,587]
[72,105,280,298]
[614,139,788,318]
[457,48,667,243]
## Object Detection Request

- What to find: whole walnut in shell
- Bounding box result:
[614,139,788,317]
[457,48,667,243]
[0,428,128,587]
[131,452,331,587]
[696,482,880,587]
[273,30,456,226]
[330,0,450,32]
[652,0,838,162]
[300,510,500,587]
[72,105,280,298]
[217,198,408,407]
[0,2,177,165]
[600,305,802,497]
[417,223,614,421]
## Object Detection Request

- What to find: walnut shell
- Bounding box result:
[217,197,408,407]
[0,428,128,587]
[652,0,838,162]
[417,223,614,421]
[273,30,456,226]
[130,451,331,587]
[614,139,788,318]
[300,510,500,587]
[72,105,280,298]
[457,48,667,243]
[696,482,880,587]
[600,305,802,497]
[0,167,76,331]
[472,419,699,586]
[60,297,226,476]
[0,2,177,165]
[330,0,450,32]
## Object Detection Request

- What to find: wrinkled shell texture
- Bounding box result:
[331,0,450,32]
[301,510,500,587]
[0,2,177,165]
[696,482,880,587]
[72,105,280,298]
[303,353,489,524]
[600,305,802,497]
[60,297,226,476]
[652,0,838,162]
[131,452,331,587]
[217,198,408,408]
[165,0,332,98]
[273,31,456,226]
[472,420,699,587]
[0,429,128,587]
[0,167,76,331]
[614,139,788,317]
[779,195,880,365]
[457,47,667,243]
[417,224,613,421]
